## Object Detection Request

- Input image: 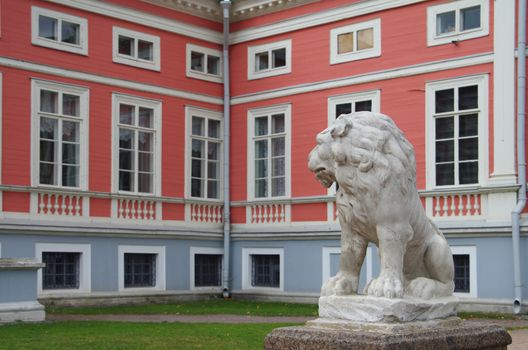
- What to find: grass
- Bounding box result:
[0,321,298,350]
[47,299,319,317]
[458,311,518,320]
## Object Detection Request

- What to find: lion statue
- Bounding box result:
[308,112,454,300]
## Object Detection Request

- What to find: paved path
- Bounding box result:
[47,314,528,348]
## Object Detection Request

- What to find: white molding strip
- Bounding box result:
[230,0,425,44]
[231,53,493,105]
[43,0,222,44]
[0,57,223,105]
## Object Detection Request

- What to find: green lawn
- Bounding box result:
[0,321,297,350]
[47,299,318,317]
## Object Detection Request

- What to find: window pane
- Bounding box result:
[42,252,80,289]
[458,85,478,110]
[119,150,134,170]
[436,163,454,186]
[40,140,56,162]
[436,140,454,162]
[138,173,152,193]
[192,117,205,136]
[62,165,79,187]
[336,103,352,116]
[256,52,269,71]
[207,180,219,199]
[191,178,203,197]
[207,55,220,75]
[191,51,204,72]
[39,15,57,40]
[192,139,204,158]
[436,11,456,35]
[40,163,56,185]
[255,117,268,136]
[191,159,203,178]
[271,137,285,157]
[435,89,454,113]
[255,179,267,197]
[338,32,354,54]
[459,138,478,161]
[138,152,152,172]
[459,114,478,137]
[119,129,134,149]
[435,117,454,139]
[207,161,219,180]
[355,100,372,112]
[124,253,156,288]
[272,157,285,176]
[461,6,481,31]
[357,28,374,50]
[208,142,220,160]
[255,140,268,158]
[194,254,222,287]
[40,90,58,114]
[62,143,79,164]
[118,36,134,56]
[138,107,153,128]
[40,117,58,140]
[272,177,285,197]
[272,48,286,68]
[61,21,80,45]
[255,159,267,178]
[208,119,221,138]
[453,254,470,292]
[271,114,285,134]
[459,161,478,184]
[63,94,80,117]
[138,40,153,61]
[119,104,135,125]
[251,255,280,287]
[138,132,153,152]
[119,171,133,191]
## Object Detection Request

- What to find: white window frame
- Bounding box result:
[186,44,223,83]
[242,248,284,292]
[118,245,166,292]
[111,93,162,196]
[322,246,373,287]
[185,107,223,200]
[31,79,89,190]
[189,247,224,291]
[427,0,489,47]
[247,104,291,200]
[451,246,477,298]
[330,18,381,65]
[31,6,88,55]
[112,27,161,71]
[35,243,91,296]
[248,39,292,80]
[425,74,488,190]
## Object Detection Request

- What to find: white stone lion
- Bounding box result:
[308,112,454,299]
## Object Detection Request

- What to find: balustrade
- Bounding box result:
[33,192,86,217]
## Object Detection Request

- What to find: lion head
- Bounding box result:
[308,112,416,193]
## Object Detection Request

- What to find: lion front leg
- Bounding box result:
[321,227,368,296]
[365,224,412,298]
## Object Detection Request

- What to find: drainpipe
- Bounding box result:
[512,0,526,315]
[220,0,231,299]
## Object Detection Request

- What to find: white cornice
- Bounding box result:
[231,53,494,105]
[44,0,223,43]
[0,56,223,105]
[230,0,426,44]
[142,0,221,22]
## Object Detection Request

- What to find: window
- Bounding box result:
[328,90,380,121]
[242,248,284,291]
[186,44,222,83]
[248,39,291,80]
[31,7,88,55]
[427,0,489,46]
[330,18,381,65]
[186,107,223,199]
[32,80,89,189]
[42,252,80,289]
[322,246,373,288]
[451,246,477,298]
[426,75,488,189]
[113,94,161,195]
[36,243,91,295]
[248,104,291,199]
[112,27,160,71]
[189,247,223,290]
[118,245,165,291]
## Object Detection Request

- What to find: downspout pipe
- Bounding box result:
[512,0,526,315]
[220,0,231,299]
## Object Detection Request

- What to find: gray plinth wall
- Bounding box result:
[0,258,45,323]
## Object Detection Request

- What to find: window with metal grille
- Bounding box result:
[124,253,156,288]
[251,254,280,288]
[194,254,222,287]
[453,254,470,293]
[42,252,80,289]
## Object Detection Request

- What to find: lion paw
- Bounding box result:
[321,273,358,296]
[365,275,403,298]
[405,277,451,299]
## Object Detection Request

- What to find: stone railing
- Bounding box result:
[185,200,224,224]
[421,189,486,219]
[114,197,160,220]
[29,190,89,218]
[247,202,290,224]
